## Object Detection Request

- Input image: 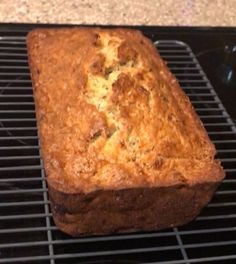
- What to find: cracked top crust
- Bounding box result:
[27,28,224,193]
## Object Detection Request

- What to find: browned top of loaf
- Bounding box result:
[27,28,224,193]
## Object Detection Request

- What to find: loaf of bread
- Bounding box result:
[27,28,225,236]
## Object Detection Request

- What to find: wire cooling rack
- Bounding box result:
[0,33,236,264]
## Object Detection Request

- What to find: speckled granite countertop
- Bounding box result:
[0,0,235,26]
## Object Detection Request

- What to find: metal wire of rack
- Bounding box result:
[0,31,236,264]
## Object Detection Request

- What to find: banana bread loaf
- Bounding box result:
[27,28,225,236]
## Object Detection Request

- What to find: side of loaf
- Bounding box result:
[27,27,225,236]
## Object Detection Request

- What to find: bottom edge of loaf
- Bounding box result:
[52,209,199,237]
[49,182,219,236]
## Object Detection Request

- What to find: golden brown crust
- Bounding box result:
[27,27,225,235]
[27,27,224,194]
